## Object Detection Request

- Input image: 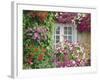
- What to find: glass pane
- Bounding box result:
[67,30,72,34]
[64,27,67,35]
[56,26,60,31]
[56,36,60,39]
[68,27,72,31]
[56,30,60,34]
[56,39,60,43]
[64,27,67,30]
[68,36,72,41]
[64,31,67,34]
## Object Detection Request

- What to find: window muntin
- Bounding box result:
[64,26,73,42]
[54,24,77,47]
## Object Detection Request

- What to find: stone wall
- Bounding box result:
[77,32,91,61]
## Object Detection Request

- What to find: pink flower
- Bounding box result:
[33,32,40,40]
[36,27,42,33]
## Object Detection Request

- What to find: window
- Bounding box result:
[64,27,72,42]
[54,24,77,47]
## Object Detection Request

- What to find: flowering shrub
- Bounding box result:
[56,12,77,24]
[75,13,91,32]
[28,11,48,22]
[56,12,91,32]
[53,40,87,67]
[23,11,55,69]
[25,27,48,45]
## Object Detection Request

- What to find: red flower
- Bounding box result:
[38,54,44,61]
[27,53,34,64]
[34,48,38,52]
[27,11,48,22]
[36,12,48,22]
[27,58,33,64]
[42,48,46,53]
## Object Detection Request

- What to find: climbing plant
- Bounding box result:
[23,10,56,69]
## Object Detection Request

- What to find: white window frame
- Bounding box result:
[54,23,77,46]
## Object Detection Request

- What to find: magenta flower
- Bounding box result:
[33,32,40,40]
[56,12,77,24]
[36,27,42,33]
[56,12,91,32]
[54,39,87,67]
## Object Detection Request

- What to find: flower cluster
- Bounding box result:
[55,12,91,32]
[74,13,91,32]
[26,27,48,43]
[56,12,77,24]
[54,40,86,67]
[26,44,47,65]
[28,11,48,22]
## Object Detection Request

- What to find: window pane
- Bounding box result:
[56,39,60,43]
[64,27,67,35]
[68,27,72,31]
[68,36,72,42]
[56,36,60,39]
[64,27,67,30]
[67,30,72,34]
[56,26,60,31]
[56,30,60,34]
[64,31,67,34]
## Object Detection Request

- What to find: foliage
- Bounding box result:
[23,11,55,69]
